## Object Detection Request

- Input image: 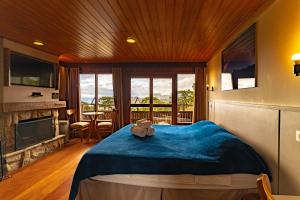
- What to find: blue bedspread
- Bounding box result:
[69,121,270,200]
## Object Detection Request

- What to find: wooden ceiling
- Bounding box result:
[0,0,272,63]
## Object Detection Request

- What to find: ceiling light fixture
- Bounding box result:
[33,40,44,46]
[126,37,136,44]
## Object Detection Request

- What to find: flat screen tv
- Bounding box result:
[10,52,56,88]
[221,24,256,90]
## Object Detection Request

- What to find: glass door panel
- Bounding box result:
[177,74,195,123]
[153,78,172,124]
[131,78,150,104]
[153,78,172,104]
[153,107,172,125]
[98,74,114,120]
[130,78,150,123]
[80,74,95,120]
[130,107,150,124]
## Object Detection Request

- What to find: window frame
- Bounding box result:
[80,73,114,117]
[129,73,195,125]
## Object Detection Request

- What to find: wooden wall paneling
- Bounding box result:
[212,101,279,193]
[0,0,273,63]
[279,111,300,195]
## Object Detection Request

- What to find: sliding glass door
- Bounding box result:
[130,75,195,125]
[130,77,172,124]
[80,74,114,121]
[177,74,195,123]
[152,78,172,124]
[130,78,150,124]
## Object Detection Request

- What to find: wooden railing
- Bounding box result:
[131,111,193,124]
[81,104,193,124]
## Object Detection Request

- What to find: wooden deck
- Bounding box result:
[0,139,95,200]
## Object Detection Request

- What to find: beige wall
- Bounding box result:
[207,0,300,106]
[207,0,300,195]
[3,86,58,103]
[1,39,59,103]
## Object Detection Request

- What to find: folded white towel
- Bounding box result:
[146,127,155,136]
[130,125,147,138]
[131,122,155,137]
[137,120,152,129]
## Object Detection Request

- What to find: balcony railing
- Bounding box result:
[81,104,193,124]
[131,111,193,124]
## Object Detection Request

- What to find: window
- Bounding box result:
[80,74,114,121]
[130,78,150,124]
[80,74,95,115]
[98,74,114,111]
[177,74,195,123]
[131,78,150,104]
[130,75,195,125]
[153,78,172,124]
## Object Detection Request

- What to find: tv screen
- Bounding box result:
[221,24,256,90]
[10,53,56,88]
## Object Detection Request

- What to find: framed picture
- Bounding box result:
[221,24,256,90]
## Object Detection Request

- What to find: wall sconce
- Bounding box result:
[292,53,300,76]
[206,84,214,91]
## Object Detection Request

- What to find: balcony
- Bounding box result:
[81,110,192,125]
[131,111,193,124]
[81,104,193,124]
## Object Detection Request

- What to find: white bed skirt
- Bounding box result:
[75,174,258,200]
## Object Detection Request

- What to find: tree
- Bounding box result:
[140,97,161,104]
[177,89,194,111]
[99,96,114,110]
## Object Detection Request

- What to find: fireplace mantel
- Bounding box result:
[0,101,66,112]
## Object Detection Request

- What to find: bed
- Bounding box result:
[70,120,271,200]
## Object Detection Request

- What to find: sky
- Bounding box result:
[80,74,195,103]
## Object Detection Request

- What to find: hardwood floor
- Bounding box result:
[0,139,95,200]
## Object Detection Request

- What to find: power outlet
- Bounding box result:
[296,131,300,142]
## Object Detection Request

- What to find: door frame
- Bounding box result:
[130,75,178,124]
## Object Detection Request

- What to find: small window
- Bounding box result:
[177,74,195,123]
[80,74,95,121]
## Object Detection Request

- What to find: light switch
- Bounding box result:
[296,131,300,142]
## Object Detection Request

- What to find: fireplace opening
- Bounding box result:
[15,116,55,151]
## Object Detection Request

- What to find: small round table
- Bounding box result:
[82,111,104,142]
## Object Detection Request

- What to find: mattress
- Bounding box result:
[90,174,258,189]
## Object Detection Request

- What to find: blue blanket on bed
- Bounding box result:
[69,121,270,200]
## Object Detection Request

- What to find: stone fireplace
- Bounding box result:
[15,116,55,151]
[0,101,66,172]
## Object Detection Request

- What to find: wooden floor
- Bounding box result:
[0,139,95,200]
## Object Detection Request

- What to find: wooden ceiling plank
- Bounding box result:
[114,0,156,59]
[0,0,91,56]
[61,0,125,57]
[0,0,272,62]
[75,0,136,57]
[42,0,116,57]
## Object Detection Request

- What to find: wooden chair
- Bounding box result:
[66,108,90,142]
[257,174,300,200]
[96,109,117,138]
[257,174,274,200]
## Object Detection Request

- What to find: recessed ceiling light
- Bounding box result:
[33,40,44,46]
[126,37,136,44]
